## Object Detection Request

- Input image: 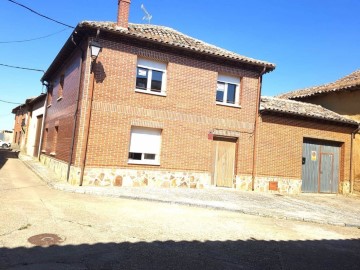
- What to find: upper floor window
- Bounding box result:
[216,75,240,106]
[58,74,65,99]
[136,58,167,95]
[47,86,53,106]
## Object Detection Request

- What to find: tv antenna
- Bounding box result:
[141,4,152,24]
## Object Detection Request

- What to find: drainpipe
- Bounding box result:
[67,37,86,182]
[350,124,360,193]
[79,60,96,186]
[37,82,49,161]
[251,65,267,191]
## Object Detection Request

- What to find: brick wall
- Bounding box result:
[42,48,86,163]
[257,114,353,182]
[80,38,261,176]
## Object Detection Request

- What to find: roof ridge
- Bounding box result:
[79,20,275,68]
[278,69,360,99]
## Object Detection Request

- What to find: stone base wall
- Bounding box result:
[236,175,302,194]
[83,167,211,189]
[38,155,351,195]
[340,180,350,194]
[40,155,80,184]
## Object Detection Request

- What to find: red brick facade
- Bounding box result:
[42,36,262,178]
[38,4,355,193]
[257,114,353,182]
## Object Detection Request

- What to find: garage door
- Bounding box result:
[301,139,340,193]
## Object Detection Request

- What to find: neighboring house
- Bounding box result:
[12,103,30,151]
[12,94,46,157]
[38,0,357,194]
[278,70,360,194]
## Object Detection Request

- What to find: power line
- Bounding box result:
[0,28,69,44]
[7,0,75,29]
[0,99,22,105]
[0,63,44,73]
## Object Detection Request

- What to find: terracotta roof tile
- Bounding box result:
[260,96,358,125]
[79,21,276,69]
[278,69,360,99]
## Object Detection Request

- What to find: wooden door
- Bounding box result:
[214,138,236,188]
[302,139,340,193]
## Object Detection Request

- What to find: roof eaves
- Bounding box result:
[260,105,357,125]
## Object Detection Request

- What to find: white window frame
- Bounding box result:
[128,126,162,165]
[216,74,240,107]
[135,58,167,96]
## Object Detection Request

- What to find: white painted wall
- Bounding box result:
[26,101,45,157]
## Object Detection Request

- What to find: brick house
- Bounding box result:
[39,0,357,194]
[12,94,46,156]
[279,70,360,194]
[257,97,357,194]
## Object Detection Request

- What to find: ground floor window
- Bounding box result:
[128,127,161,165]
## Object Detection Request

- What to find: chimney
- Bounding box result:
[117,0,131,28]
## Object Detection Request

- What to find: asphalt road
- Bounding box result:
[0,149,360,270]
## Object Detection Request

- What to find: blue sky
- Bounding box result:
[0,0,359,130]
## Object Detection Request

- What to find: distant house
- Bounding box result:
[37,0,357,194]
[12,94,46,157]
[279,70,360,194]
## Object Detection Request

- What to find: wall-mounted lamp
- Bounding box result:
[89,40,102,62]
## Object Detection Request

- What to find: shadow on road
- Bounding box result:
[0,149,19,170]
[1,238,360,269]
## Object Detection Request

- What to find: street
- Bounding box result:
[0,149,360,270]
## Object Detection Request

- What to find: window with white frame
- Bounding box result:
[136,58,167,94]
[216,74,240,106]
[128,127,162,165]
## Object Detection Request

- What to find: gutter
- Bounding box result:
[251,65,267,191]
[350,125,360,193]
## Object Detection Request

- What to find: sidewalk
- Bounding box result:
[19,152,360,227]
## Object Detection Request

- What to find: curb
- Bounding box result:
[19,154,360,228]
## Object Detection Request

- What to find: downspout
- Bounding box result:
[251,65,267,191]
[79,58,95,186]
[67,36,86,182]
[350,124,360,193]
[37,82,49,161]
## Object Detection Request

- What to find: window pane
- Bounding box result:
[144,153,156,160]
[151,70,163,92]
[129,152,142,160]
[136,68,148,90]
[227,83,236,104]
[216,82,225,102]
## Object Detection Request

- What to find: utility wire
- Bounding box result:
[0,28,69,44]
[0,99,22,105]
[0,63,44,73]
[7,0,75,29]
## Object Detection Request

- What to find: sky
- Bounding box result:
[0,0,359,130]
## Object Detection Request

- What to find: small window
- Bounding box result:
[58,74,65,98]
[47,86,53,105]
[216,75,240,106]
[135,58,167,95]
[128,127,161,165]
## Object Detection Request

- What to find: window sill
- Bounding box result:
[49,152,56,156]
[47,104,52,108]
[41,150,46,153]
[57,96,63,101]
[135,89,166,97]
[128,160,160,166]
[216,102,241,109]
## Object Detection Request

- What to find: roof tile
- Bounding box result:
[278,69,360,99]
